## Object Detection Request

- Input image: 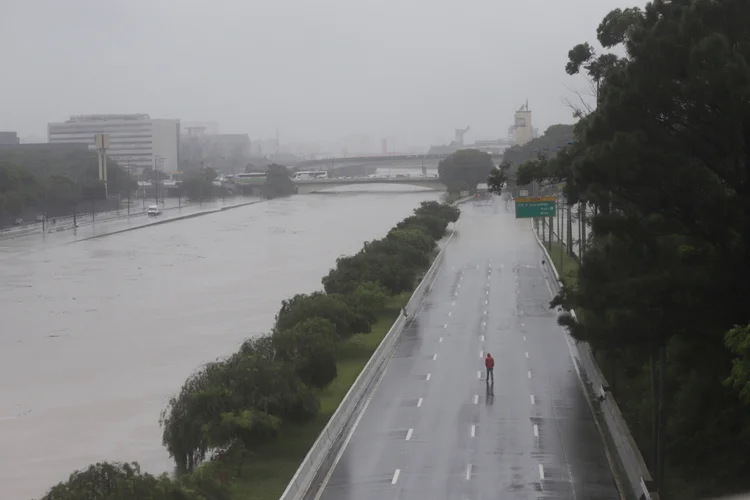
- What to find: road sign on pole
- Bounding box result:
[515,196,556,218]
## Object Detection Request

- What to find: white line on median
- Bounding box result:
[466,464,473,480]
[471,425,476,437]
[533,424,539,437]
[539,464,545,480]
[406,429,413,441]
[392,469,401,484]
[530,395,536,404]
[417,397,423,407]
[473,394,479,404]
[426,373,431,381]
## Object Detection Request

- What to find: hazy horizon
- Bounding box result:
[1,0,645,150]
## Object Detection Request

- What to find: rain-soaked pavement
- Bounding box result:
[316,197,619,500]
[0,187,440,500]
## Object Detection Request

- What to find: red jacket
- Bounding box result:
[485,355,494,369]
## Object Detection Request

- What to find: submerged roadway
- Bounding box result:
[314,196,620,500]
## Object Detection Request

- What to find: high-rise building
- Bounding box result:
[513,101,533,146]
[47,114,180,172]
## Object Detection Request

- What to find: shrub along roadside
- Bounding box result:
[38,200,460,500]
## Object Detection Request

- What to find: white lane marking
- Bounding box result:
[521,322,525,327]
[483,310,487,315]
[539,464,545,480]
[452,301,456,306]
[525,352,529,359]
[473,394,479,404]
[417,397,423,407]
[528,370,532,379]
[439,337,443,343]
[523,335,527,341]
[481,335,485,341]
[433,354,438,361]
[426,373,431,381]
[477,370,482,379]
[466,464,473,480]
[530,395,536,404]
[482,321,486,328]
[545,280,553,296]
[471,425,476,437]
[458,284,461,289]
[444,324,448,329]
[485,300,489,305]
[406,428,413,441]
[313,351,387,500]
[392,469,401,484]
[454,292,458,296]
[448,312,452,317]
[486,290,489,295]
[533,424,539,437]
[479,350,484,358]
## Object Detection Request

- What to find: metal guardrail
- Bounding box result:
[279,198,468,500]
[532,222,659,500]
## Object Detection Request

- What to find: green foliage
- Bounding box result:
[536,1,750,497]
[487,162,511,196]
[345,281,388,323]
[501,124,574,167]
[396,214,448,240]
[437,149,494,193]
[182,167,217,201]
[39,461,226,500]
[272,318,339,389]
[275,292,357,338]
[413,200,460,223]
[0,161,38,216]
[263,164,295,199]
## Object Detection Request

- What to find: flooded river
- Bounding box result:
[0,186,440,499]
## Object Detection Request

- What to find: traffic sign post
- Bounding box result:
[515,196,556,219]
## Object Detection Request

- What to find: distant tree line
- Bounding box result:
[0,149,135,222]
[38,200,461,499]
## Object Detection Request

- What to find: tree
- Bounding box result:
[395,214,448,240]
[39,461,224,500]
[413,200,460,223]
[274,292,357,338]
[0,162,39,219]
[487,162,511,196]
[345,281,388,324]
[182,167,216,201]
[387,227,436,254]
[44,174,80,216]
[263,163,295,198]
[545,1,750,496]
[437,149,494,194]
[272,318,338,389]
[501,125,575,168]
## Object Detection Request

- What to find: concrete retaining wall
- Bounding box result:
[531,222,660,500]
[279,198,468,500]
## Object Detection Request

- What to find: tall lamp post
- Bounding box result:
[155,156,164,206]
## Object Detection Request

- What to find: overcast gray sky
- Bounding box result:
[1,0,643,150]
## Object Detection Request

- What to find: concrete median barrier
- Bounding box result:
[532,222,660,500]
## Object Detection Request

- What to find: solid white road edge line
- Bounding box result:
[392,469,401,484]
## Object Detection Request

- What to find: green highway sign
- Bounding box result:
[515,196,556,218]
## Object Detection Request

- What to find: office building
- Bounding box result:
[47,114,180,172]
[0,131,20,145]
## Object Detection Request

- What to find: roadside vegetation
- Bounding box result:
[38,200,460,500]
[507,2,750,498]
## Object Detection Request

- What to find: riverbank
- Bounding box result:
[227,293,409,499]
[73,199,263,242]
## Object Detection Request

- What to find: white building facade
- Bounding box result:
[47,114,180,172]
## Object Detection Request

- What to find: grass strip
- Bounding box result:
[227,292,411,500]
[545,241,579,289]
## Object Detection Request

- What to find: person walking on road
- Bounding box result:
[485,353,495,384]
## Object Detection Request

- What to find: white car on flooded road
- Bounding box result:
[147,205,162,216]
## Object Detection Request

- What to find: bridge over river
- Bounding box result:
[293,176,444,194]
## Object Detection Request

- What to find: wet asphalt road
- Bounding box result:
[316,197,619,500]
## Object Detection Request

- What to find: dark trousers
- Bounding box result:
[486,367,494,383]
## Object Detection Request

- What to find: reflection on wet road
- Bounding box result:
[0,188,439,500]
[316,197,619,500]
